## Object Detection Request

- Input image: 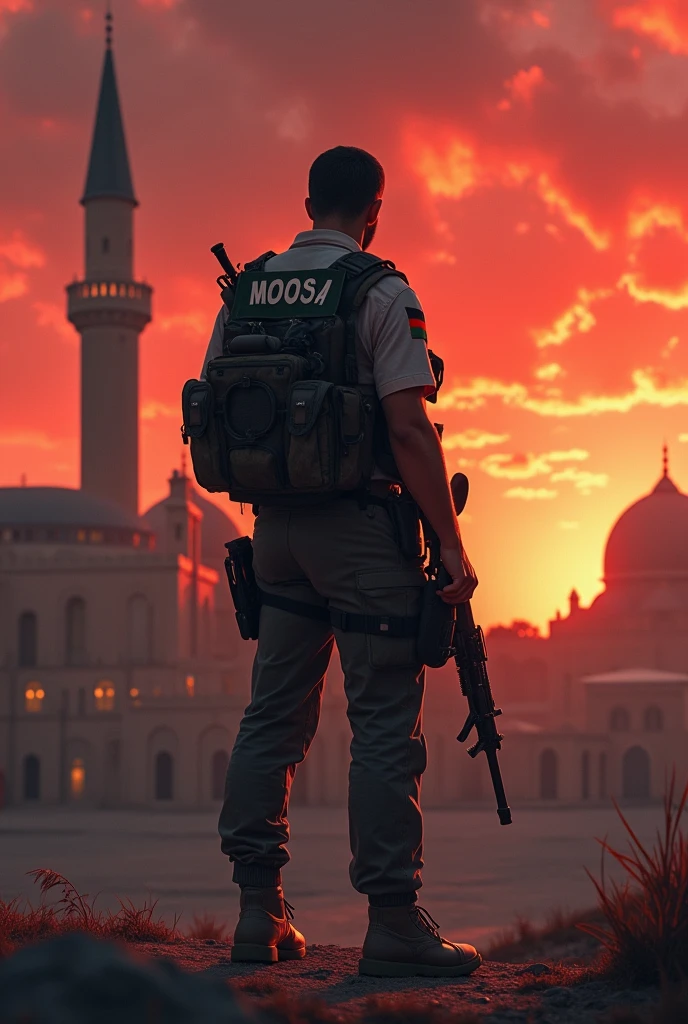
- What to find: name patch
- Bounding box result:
[232,269,346,319]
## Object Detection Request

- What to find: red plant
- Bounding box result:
[0,869,179,949]
[186,913,228,941]
[581,771,688,986]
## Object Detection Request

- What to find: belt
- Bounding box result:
[259,589,419,638]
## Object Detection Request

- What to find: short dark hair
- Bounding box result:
[308,146,385,219]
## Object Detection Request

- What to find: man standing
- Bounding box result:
[208,147,480,977]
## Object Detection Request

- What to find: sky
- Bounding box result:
[3,0,688,631]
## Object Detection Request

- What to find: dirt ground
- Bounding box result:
[134,939,660,1023]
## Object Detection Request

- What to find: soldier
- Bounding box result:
[206,147,480,977]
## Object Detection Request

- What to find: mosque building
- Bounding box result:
[1,20,687,811]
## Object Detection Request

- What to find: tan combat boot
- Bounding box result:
[231,886,306,963]
[359,904,482,977]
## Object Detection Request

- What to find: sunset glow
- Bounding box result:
[3,0,688,631]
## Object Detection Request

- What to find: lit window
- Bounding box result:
[128,284,135,297]
[25,685,44,712]
[99,282,107,296]
[70,758,85,798]
[132,533,140,548]
[89,530,103,543]
[90,283,98,296]
[76,529,86,542]
[119,283,126,297]
[94,683,115,711]
[186,675,195,698]
[129,687,140,699]
[109,282,117,296]
[82,284,89,297]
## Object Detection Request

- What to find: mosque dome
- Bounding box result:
[604,471,688,582]
[143,484,241,568]
[0,486,153,548]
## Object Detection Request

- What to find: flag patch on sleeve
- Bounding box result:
[405,306,427,343]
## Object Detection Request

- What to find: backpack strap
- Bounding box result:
[243,250,278,273]
[330,252,409,384]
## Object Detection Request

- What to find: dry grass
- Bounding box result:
[581,772,688,987]
[186,912,229,941]
[488,905,604,963]
[0,868,179,956]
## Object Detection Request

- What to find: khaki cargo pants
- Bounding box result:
[218,497,427,898]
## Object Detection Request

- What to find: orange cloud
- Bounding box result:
[504,486,558,500]
[440,369,688,417]
[479,449,589,480]
[612,2,688,54]
[0,272,26,302]
[532,289,607,348]
[535,175,611,250]
[411,137,479,200]
[627,203,688,241]
[0,430,57,451]
[141,400,179,421]
[618,272,688,309]
[499,65,545,110]
[535,363,564,380]
[0,231,45,269]
[442,428,510,449]
[549,466,609,493]
[34,301,78,342]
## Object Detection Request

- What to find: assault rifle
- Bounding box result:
[431,473,512,826]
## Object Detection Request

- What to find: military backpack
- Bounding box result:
[182,249,441,506]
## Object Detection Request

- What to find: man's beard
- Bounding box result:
[362,220,378,251]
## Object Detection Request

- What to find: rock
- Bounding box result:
[540,985,574,1007]
[516,963,551,977]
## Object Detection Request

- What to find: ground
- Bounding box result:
[133,939,659,1022]
[0,804,665,947]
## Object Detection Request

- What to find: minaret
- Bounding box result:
[67,11,151,516]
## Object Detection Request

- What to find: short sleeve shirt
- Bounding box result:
[201,229,436,400]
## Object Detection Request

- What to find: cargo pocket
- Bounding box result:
[336,387,373,491]
[181,379,226,492]
[227,445,282,491]
[287,380,334,490]
[355,568,426,669]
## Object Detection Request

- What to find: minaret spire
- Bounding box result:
[662,441,669,478]
[81,6,136,206]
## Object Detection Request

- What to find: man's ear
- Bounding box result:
[305,197,314,222]
[367,198,383,225]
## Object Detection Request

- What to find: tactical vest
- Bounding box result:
[182,250,439,506]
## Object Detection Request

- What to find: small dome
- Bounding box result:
[0,486,152,548]
[604,473,688,581]
[143,487,241,568]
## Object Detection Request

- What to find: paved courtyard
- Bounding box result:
[0,804,663,946]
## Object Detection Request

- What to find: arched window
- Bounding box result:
[581,750,590,800]
[18,612,37,667]
[599,752,608,799]
[155,751,174,800]
[127,594,153,665]
[94,682,115,712]
[24,684,45,713]
[211,750,228,801]
[623,746,650,800]
[644,706,663,733]
[539,748,558,799]
[65,597,87,666]
[609,706,630,732]
[70,758,85,799]
[23,755,40,800]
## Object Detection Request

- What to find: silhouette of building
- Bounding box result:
[0,16,248,810]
